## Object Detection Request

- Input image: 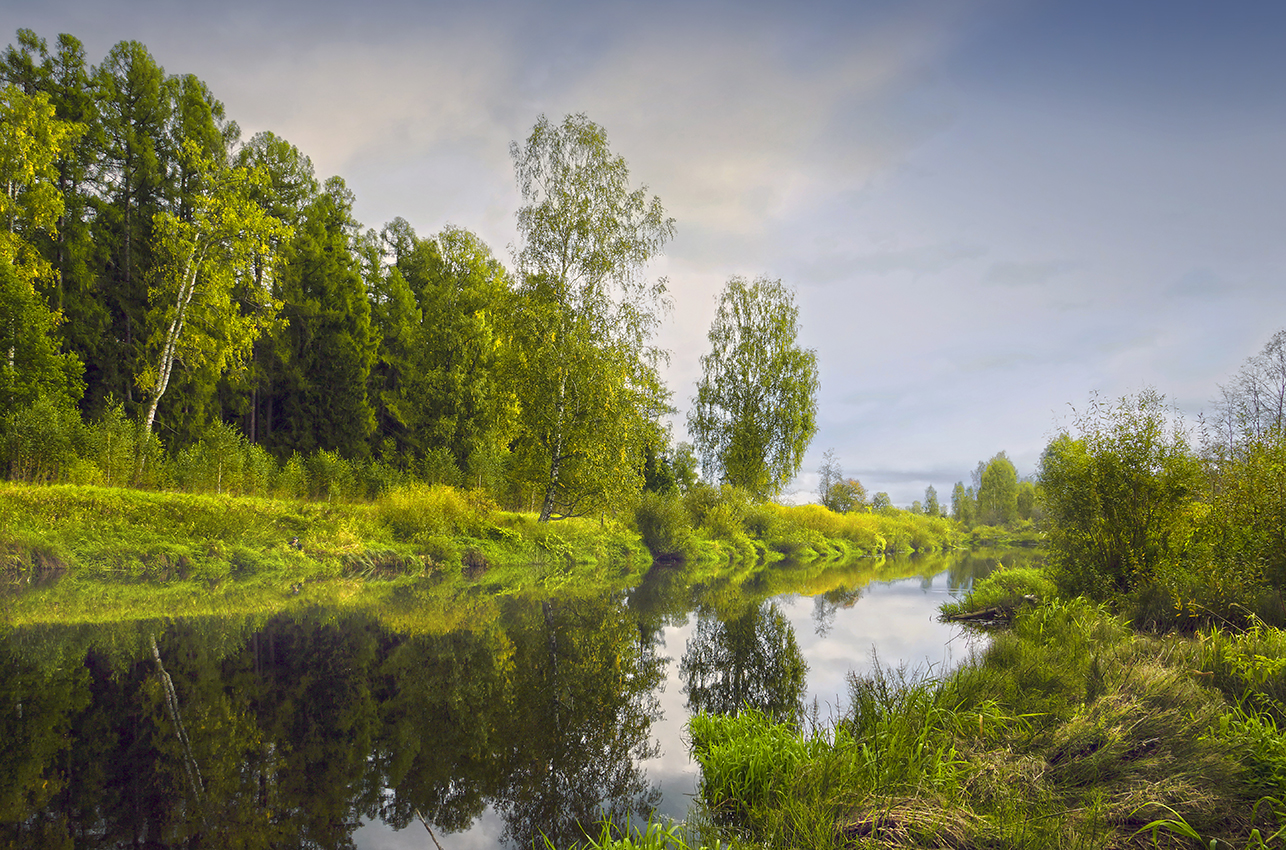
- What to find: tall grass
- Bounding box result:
[687,599,1282,849]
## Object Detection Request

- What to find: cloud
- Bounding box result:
[981,259,1077,288]
[844,243,987,277]
[1165,267,1228,299]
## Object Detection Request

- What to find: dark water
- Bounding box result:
[0,550,1031,848]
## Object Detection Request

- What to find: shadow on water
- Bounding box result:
[0,548,1039,848]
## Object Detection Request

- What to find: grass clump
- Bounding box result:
[939,565,1056,621]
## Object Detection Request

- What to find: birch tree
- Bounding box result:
[136,144,285,470]
[688,276,818,499]
[509,114,674,521]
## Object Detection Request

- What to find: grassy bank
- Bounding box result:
[0,480,968,626]
[670,594,1286,850]
[0,481,651,623]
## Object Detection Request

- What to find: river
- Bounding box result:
[0,549,1032,848]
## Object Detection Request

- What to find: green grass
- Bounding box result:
[684,598,1286,849]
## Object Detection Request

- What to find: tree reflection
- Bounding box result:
[680,601,807,724]
[494,595,664,849]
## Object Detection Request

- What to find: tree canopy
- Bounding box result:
[688,275,818,499]
[508,113,675,521]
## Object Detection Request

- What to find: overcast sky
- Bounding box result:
[8,0,1286,504]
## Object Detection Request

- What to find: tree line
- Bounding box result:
[0,29,819,518]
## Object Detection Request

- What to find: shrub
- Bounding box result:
[274,453,309,500]
[0,395,83,482]
[633,491,693,561]
[377,483,496,540]
[1040,390,1204,598]
[307,450,358,501]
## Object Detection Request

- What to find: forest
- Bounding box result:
[0,29,829,524]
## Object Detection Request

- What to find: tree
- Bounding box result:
[137,145,286,454]
[93,41,174,411]
[924,484,941,517]
[951,481,976,527]
[508,113,674,521]
[688,275,818,499]
[0,82,83,414]
[817,448,840,505]
[1209,328,1286,448]
[977,451,1019,525]
[1039,390,1204,597]
[264,177,376,459]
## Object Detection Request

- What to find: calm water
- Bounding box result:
[1,550,1031,848]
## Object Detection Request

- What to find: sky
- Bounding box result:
[7,0,1286,505]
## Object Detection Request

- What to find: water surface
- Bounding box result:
[1,549,1031,848]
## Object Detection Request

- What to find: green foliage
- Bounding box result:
[951,481,976,527]
[632,491,693,561]
[1040,390,1205,598]
[376,483,497,540]
[686,598,1275,850]
[939,565,1057,619]
[509,113,674,522]
[688,709,825,827]
[305,449,358,502]
[688,276,818,499]
[0,393,82,482]
[977,451,1018,525]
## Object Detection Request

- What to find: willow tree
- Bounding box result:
[688,276,818,499]
[509,113,675,521]
[136,145,285,473]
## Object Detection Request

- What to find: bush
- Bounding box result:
[0,395,83,482]
[82,401,137,487]
[274,453,309,500]
[634,491,693,561]
[1040,390,1204,598]
[307,450,358,501]
[377,483,496,540]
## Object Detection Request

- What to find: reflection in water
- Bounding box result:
[679,602,807,723]
[0,549,1038,847]
[0,595,662,849]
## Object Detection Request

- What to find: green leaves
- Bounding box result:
[688,276,818,499]
[140,145,288,438]
[1039,390,1204,597]
[509,114,674,521]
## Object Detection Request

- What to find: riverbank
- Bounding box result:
[676,593,1286,850]
[0,480,966,625]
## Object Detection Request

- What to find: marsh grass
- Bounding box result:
[687,598,1286,849]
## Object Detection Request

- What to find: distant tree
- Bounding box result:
[817,448,841,504]
[951,481,976,527]
[871,491,892,512]
[1210,329,1286,448]
[688,275,818,499]
[1016,479,1039,521]
[823,477,866,514]
[977,451,1019,525]
[924,484,940,517]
